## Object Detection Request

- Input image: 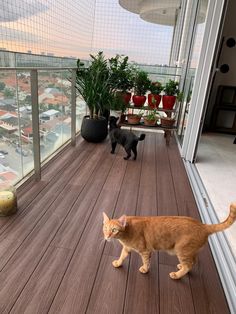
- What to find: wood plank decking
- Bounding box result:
[0,132,230,314]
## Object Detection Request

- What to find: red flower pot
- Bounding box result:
[123,92,131,105]
[162,95,176,110]
[132,95,146,107]
[148,94,161,109]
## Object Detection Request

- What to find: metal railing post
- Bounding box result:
[30,70,41,180]
[71,69,77,146]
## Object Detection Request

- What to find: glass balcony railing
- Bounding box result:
[0,66,87,187]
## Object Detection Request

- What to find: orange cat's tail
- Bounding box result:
[206,202,236,235]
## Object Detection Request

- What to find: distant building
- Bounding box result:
[40,109,60,123]
[0,99,16,111]
[44,88,62,95]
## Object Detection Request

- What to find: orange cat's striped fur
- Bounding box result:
[103,203,236,279]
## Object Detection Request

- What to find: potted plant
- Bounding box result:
[127,110,143,124]
[143,109,159,126]
[148,81,163,109]
[75,52,112,143]
[109,55,135,105]
[132,69,151,107]
[162,80,180,110]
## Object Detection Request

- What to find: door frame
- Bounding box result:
[180,0,227,162]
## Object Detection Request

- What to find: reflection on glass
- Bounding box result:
[38,70,72,162]
[0,70,35,186]
[76,97,87,132]
[177,0,208,145]
[0,68,83,186]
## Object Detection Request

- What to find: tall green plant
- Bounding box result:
[76,52,112,119]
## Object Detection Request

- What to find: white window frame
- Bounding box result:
[180,0,227,162]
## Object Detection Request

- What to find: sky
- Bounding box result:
[0,0,174,65]
[92,0,173,64]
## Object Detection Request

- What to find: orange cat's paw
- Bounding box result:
[112,260,122,268]
[169,272,180,279]
[139,266,149,274]
[177,264,182,270]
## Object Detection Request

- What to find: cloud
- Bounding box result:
[0,0,48,22]
[0,26,41,43]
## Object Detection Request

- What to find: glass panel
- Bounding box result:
[194,0,236,260]
[38,70,72,162]
[0,67,83,185]
[0,70,34,186]
[177,0,209,144]
[76,96,87,132]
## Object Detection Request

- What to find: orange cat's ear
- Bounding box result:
[118,215,127,228]
[103,212,110,224]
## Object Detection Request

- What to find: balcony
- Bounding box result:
[0,0,235,311]
[0,61,232,312]
[0,132,229,313]
[0,65,184,186]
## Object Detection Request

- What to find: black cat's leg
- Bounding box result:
[112,246,131,267]
[111,142,117,154]
[124,147,131,160]
[132,144,137,160]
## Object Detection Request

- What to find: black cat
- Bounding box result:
[109,116,145,160]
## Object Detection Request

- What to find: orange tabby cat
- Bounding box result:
[103,203,236,279]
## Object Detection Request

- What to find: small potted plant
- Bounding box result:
[132,69,151,107]
[148,81,163,109]
[109,55,135,105]
[143,109,159,126]
[162,80,180,110]
[127,110,143,124]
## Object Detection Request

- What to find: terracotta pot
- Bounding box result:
[132,95,146,107]
[148,94,161,109]
[160,117,176,127]
[143,117,157,126]
[127,114,141,124]
[162,95,176,110]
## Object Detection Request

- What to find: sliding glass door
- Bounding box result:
[177,0,209,145]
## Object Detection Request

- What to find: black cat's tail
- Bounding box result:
[138,134,146,141]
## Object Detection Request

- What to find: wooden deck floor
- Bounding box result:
[0,132,230,314]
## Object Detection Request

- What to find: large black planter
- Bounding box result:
[81,115,108,143]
